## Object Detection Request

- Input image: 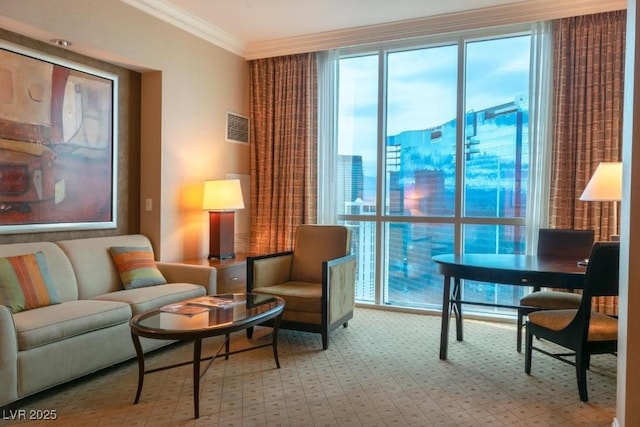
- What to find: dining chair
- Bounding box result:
[524,241,619,402]
[516,228,595,352]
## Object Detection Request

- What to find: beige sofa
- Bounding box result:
[0,234,216,407]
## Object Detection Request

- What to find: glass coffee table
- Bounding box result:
[129,293,285,419]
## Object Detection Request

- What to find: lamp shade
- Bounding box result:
[579,162,623,202]
[202,179,244,211]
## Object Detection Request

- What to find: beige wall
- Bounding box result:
[0,0,250,261]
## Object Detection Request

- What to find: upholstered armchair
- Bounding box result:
[246,225,357,350]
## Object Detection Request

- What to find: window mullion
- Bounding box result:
[374,47,387,306]
[454,37,466,255]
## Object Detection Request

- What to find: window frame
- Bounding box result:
[322,22,542,312]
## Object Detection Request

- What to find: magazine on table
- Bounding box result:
[160,303,210,316]
[187,295,245,309]
[160,296,244,316]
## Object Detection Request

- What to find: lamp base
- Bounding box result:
[208,211,236,260]
[208,252,236,260]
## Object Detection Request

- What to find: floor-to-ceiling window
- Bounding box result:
[324,25,542,315]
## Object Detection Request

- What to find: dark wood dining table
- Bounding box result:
[432,253,587,360]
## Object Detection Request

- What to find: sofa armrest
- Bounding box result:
[156,262,217,295]
[247,252,294,290]
[0,305,18,406]
[325,254,357,325]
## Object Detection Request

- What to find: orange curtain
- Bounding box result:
[549,10,625,315]
[249,53,318,253]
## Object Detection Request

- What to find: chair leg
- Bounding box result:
[322,331,328,350]
[516,310,524,353]
[524,326,533,374]
[343,322,348,328]
[246,326,254,339]
[576,351,589,402]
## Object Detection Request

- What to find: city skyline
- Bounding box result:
[338,34,531,176]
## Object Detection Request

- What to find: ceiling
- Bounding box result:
[123,0,536,58]
[155,0,526,44]
[0,0,625,61]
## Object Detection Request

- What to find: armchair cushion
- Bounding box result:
[253,281,321,313]
[528,309,618,341]
[520,290,581,309]
[291,225,349,282]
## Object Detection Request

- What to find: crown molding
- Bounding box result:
[244,0,627,59]
[123,0,626,60]
[121,0,246,56]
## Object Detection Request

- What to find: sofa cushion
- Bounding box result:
[0,242,78,303]
[0,252,61,313]
[92,283,206,316]
[12,300,131,351]
[56,234,159,299]
[109,246,167,289]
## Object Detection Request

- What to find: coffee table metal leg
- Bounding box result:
[193,338,202,419]
[272,314,282,368]
[131,332,145,404]
[225,332,230,360]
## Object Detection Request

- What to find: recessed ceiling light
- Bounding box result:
[50,39,72,47]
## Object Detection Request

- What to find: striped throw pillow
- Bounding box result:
[109,246,167,289]
[0,252,61,313]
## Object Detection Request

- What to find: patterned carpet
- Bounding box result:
[2,307,617,426]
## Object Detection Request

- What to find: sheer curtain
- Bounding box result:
[316,50,339,225]
[249,53,318,253]
[525,21,554,255]
[549,10,626,315]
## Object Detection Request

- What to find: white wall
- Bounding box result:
[617,2,640,425]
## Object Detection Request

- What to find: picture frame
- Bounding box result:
[0,41,118,234]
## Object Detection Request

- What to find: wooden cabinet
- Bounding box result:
[215,261,246,294]
[180,253,248,295]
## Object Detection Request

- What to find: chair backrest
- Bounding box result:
[290,225,351,283]
[570,241,620,343]
[537,228,595,259]
[582,241,620,300]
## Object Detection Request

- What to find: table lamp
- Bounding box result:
[202,179,244,259]
[579,162,622,240]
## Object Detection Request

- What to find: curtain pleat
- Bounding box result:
[550,10,626,315]
[249,53,318,253]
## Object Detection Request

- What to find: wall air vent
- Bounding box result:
[226,111,249,144]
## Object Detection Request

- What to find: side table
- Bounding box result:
[180,253,248,294]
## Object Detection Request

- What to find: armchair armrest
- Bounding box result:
[0,305,18,406]
[247,251,294,290]
[325,254,357,325]
[156,262,217,295]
